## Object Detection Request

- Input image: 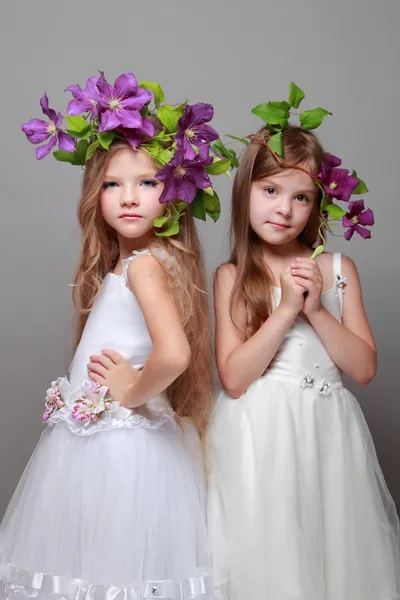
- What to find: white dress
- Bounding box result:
[207,253,400,600]
[0,250,213,600]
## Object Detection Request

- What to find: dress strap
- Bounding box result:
[121,249,151,286]
[332,252,344,316]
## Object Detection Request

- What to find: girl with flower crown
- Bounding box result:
[207,84,400,600]
[0,71,234,600]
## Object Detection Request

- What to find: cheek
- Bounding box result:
[249,191,268,226]
[99,192,117,224]
[295,202,314,227]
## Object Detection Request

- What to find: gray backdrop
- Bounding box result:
[0,0,399,518]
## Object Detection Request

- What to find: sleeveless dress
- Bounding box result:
[207,253,400,600]
[0,250,213,600]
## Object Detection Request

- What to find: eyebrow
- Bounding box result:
[103,172,158,179]
[259,180,315,194]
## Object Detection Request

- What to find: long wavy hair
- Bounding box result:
[72,140,212,434]
[230,125,325,336]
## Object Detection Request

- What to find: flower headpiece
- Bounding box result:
[21,71,236,236]
[236,82,374,258]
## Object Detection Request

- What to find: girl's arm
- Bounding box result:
[294,255,377,385]
[215,263,304,398]
[89,254,191,408]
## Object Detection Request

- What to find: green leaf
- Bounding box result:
[300,107,331,130]
[288,82,305,109]
[206,157,231,175]
[153,215,169,227]
[212,140,239,168]
[66,116,90,137]
[203,186,214,196]
[75,139,89,164]
[311,244,325,260]
[139,81,165,106]
[269,101,291,112]
[205,191,221,222]
[268,132,283,156]
[156,219,180,237]
[351,171,369,195]
[251,102,290,128]
[53,139,88,166]
[53,150,80,165]
[157,104,185,133]
[326,203,347,220]
[97,130,115,150]
[226,134,249,146]
[189,190,207,221]
[86,140,100,161]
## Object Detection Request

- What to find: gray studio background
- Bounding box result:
[0,0,399,517]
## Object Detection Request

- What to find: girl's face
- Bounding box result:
[249,168,316,247]
[100,148,165,244]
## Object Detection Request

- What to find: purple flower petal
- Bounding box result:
[343,227,354,241]
[96,71,114,97]
[122,88,152,111]
[139,117,155,138]
[116,108,142,129]
[21,118,52,143]
[67,98,94,116]
[55,112,64,129]
[40,93,57,123]
[65,84,85,101]
[323,152,342,168]
[113,72,138,99]
[158,174,179,203]
[354,224,371,239]
[120,128,142,148]
[342,216,355,229]
[36,135,57,160]
[176,177,198,204]
[189,166,212,189]
[357,207,374,227]
[99,110,122,132]
[57,131,76,152]
[346,199,365,217]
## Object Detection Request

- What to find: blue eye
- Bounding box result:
[102,181,118,189]
[141,179,158,188]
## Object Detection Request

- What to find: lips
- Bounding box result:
[268,221,290,230]
[119,213,142,220]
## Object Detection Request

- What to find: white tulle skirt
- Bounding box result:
[207,378,400,600]
[0,418,212,600]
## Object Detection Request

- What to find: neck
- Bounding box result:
[117,231,154,260]
[261,238,311,261]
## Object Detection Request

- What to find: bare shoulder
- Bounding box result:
[127,254,168,292]
[341,253,359,278]
[214,263,237,287]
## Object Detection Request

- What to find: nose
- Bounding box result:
[121,185,138,207]
[276,195,292,217]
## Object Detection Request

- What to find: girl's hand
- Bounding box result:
[279,265,307,315]
[88,349,140,407]
[291,257,323,316]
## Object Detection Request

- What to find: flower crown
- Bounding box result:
[21,71,236,236]
[236,82,374,258]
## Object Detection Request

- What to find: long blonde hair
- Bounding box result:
[72,141,212,433]
[230,125,325,335]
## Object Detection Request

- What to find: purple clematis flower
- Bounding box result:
[119,117,155,148]
[175,103,219,160]
[322,152,342,170]
[320,166,359,202]
[96,72,152,133]
[66,76,102,119]
[21,94,76,160]
[342,199,374,240]
[156,147,213,204]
